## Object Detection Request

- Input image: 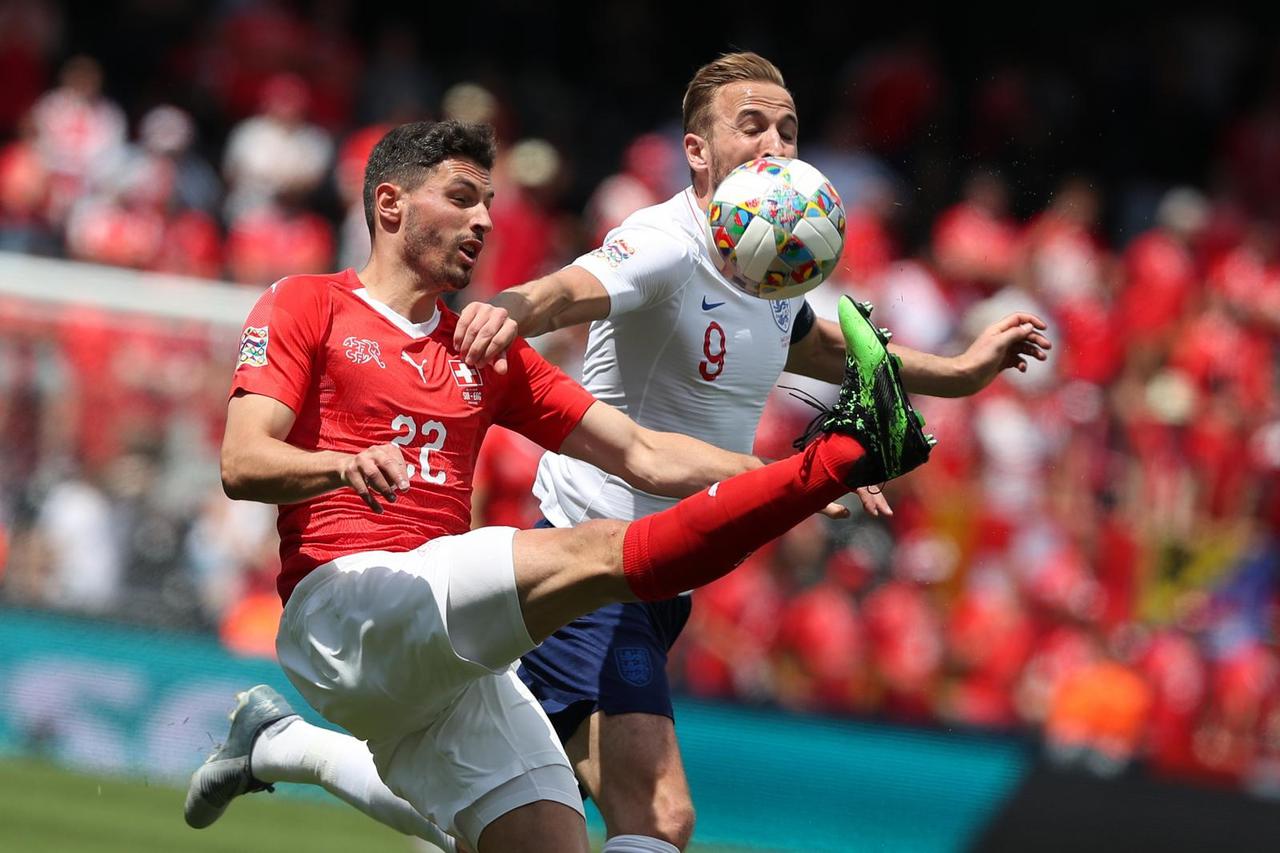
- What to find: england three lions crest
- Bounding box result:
[771,298,792,333]
[449,358,484,405]
[615,647,653,687]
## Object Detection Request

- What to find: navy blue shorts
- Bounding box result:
[517,519,692,744]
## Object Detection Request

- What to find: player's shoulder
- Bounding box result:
[591,189,704,275]
[615,189,703,247]
[263,269,360,311]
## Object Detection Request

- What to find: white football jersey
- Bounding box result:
[534,188,806,525]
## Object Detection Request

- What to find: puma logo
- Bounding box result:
[402,351,428,384]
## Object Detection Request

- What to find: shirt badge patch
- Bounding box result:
[449,358,484,405]
[343,336,386,368]
[237,326,268,367]
[771,299,792,333]
[589,237,637,268]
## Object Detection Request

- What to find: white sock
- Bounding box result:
[252,718,457,851]
[603,834,681,853]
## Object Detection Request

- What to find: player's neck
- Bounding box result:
[692,177,713,212]
[355,259,446,324]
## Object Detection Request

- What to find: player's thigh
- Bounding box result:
[566,711,694,838]
[474,798,589,853]
[277,527,544,735]
[275,547,494,737]
[376,668,583,847]
[511,521,634,643]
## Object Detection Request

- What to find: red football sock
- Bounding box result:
[622,433,864,601]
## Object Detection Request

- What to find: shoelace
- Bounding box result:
[779,384,834,452]
[779,384,886,495]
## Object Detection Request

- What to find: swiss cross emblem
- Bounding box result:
[448,358,484,404]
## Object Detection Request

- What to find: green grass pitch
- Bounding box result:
[0,755,755,852]
[0,755,422,853]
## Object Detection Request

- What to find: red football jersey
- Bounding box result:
[229,269,596,602]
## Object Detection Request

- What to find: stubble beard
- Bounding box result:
[708,147,733,192]
[405,207,471,291]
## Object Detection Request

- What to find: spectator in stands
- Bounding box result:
[582,132,678,245]
[221,72,332,221]
[224,187,333,285]
[29,55,126,225]
[932,168,1021,307]
[0,113,55,254]
[31,467,123,613]
[334,123,390,272]
[1116,187,1208,351]
[135,105,222,218]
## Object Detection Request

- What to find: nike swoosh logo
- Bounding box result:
[701,297,725,310]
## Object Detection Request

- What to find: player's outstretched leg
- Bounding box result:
[795,294,936,484]
[517,301,936,636]
[185,684,459,849]
[184,685,297,828]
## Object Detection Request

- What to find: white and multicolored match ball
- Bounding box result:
[705,156,846,300]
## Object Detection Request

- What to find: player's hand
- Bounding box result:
[820,502,851,519]
[455,301,518,375]
[819,487,892,520]
[957,312,1052,393]
[854,485,892,517]
[342,444,410,514]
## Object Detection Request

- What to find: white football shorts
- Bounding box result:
[274,525,584,843]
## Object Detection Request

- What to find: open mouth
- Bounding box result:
[458,239,483,264]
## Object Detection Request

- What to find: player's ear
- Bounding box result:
[684,132,710,174]
[374,182,405,234]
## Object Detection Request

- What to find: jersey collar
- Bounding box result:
[352,287,442,339]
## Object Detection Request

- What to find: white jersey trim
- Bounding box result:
[353,287,442,339]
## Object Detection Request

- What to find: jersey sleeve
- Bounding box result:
[571,224,697,316]
[789,298,817,345]
[496,338,597,451]
[229,277,329,413]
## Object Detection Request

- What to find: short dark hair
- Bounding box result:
[363,120,497,235]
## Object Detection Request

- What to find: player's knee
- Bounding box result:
[605,787,695,849]
[654,796,695,850]
[570,519,628,575]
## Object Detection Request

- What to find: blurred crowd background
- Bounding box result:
[2,0,1280,800]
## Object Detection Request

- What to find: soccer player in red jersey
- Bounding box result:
[187,120,932,853]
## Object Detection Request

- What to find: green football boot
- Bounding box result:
[795,295,935,486]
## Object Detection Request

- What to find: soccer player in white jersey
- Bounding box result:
[456,52,1049,852]
[188,58,1047,853]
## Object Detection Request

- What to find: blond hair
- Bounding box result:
[682,52,786,137]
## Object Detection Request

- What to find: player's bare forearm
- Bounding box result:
[890,344,969,397]
[787,316,963,392]
[222,438,410,513]
[491,266,611,337]
[456,267,610,373]
[559,402,761,499]
[785,314,1050,397]
[220,437,351,504]
[222,392,410,512]
[624,429,763,498]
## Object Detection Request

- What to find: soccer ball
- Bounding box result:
[705,157,846,300]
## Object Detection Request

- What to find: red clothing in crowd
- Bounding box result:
[472,426,544,529]
[226,206,334,286]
